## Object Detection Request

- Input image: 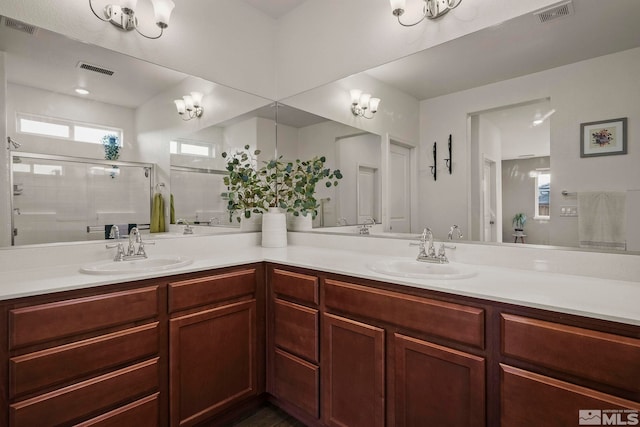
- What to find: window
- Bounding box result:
[535,171,550,219]
[17,113,122,145]
[170,140,215,157]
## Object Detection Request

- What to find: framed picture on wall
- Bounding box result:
[580,117,627,158]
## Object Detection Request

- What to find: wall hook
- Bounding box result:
[430,141,437,181]
[444,134,452,174]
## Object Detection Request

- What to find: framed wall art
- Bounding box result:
[580,117,627,158]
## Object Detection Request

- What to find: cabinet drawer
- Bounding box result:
[10,323,159,399]
[75,393,159,427]
[10,286,159,349]
[325,279,484,349]
[502,314,640,393]
[274,299,319,364]
[501,365,640,427]
[273,349,319,420]
[272,269,318,306]
[168,269,256,313]
[10,358,159,427]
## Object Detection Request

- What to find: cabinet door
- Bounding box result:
[394,333,486,427]
[322,313,385,427]
[501,365,640,427]
[169,300,257,427]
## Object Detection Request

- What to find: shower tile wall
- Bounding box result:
[12,158,150,245]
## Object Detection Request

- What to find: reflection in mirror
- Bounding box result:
[279,2,640,253]
[274,104,382,230]
[0,17,273,246]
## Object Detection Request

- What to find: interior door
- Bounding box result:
[389,143,411,233]
[357,165,378,224]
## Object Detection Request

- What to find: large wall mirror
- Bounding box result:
[279,1,640,253]
[0,16,274,246]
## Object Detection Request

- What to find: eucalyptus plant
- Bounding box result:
[221,148,343,223]
[286,156,343,219]
[221,145,265,222]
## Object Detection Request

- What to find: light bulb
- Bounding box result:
[174,99,186,115]
[369,98,381,113]
[190,91,203,108]
[359,93,372,110]
[390,0,406,14]
[120,0,138,13]
[183,95,194,111]
[350,89,362,105]
[151,0,175,28]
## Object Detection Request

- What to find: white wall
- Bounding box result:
[282,72,419,145]
[0,0,278,99]
[420,47,640,247]
[275,0,559,98]
[7,84,136,159]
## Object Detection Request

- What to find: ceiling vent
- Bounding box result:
[77,62,115,76]
[534,1,574,23]
[2,16,39,35]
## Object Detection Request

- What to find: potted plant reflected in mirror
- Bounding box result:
[512,213,527,236]
[221,145,265,231]
[102,134,120,178]
[283,156,342,231]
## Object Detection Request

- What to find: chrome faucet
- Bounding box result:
[358,217,376,235]
[414,227,449,264]
[106,226,154,261]
[337,217,348,226]
[176,218,193,235]
[108,225,120,240]
[448,225,463,241]
[446,225,463,249]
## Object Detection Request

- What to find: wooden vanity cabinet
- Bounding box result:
[499,312,640,426]
[323,278,487,427]
[267,267,321,423]
[168,267,265,427]
[5,284,162,427]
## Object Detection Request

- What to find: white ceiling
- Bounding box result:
[0,16,189,108]
[240,0,309,19]
[479,100,552,160]
[365,0,640,100]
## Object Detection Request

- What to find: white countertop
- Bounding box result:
[1,232,639,327]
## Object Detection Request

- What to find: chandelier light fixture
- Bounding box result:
[89,0,176,39]
[174,92,204,121]
[390,0,462,27]
[350,90,381,119]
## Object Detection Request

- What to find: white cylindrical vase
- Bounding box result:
[262,208,287,248]
[287,213,313,231]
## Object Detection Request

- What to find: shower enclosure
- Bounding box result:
[10,152,155,246]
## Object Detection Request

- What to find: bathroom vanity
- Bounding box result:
[0,233,638,426]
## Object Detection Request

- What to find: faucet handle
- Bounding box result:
[437,243,448,263]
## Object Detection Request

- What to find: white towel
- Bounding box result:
[578,192,626,250]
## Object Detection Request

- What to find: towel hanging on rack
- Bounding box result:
[578,191,626,250]
[150,192,166,233]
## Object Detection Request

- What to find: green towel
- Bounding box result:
[170,193,175,224]
[150,192,165,233]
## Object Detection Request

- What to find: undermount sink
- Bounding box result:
[366,258,477,280]
[79,256,193,275]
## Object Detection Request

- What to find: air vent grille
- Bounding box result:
[77,62,115,76]
[3,16,38,35]
[534,1,574,23]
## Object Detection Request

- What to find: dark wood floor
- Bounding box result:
[229,404,307,427]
